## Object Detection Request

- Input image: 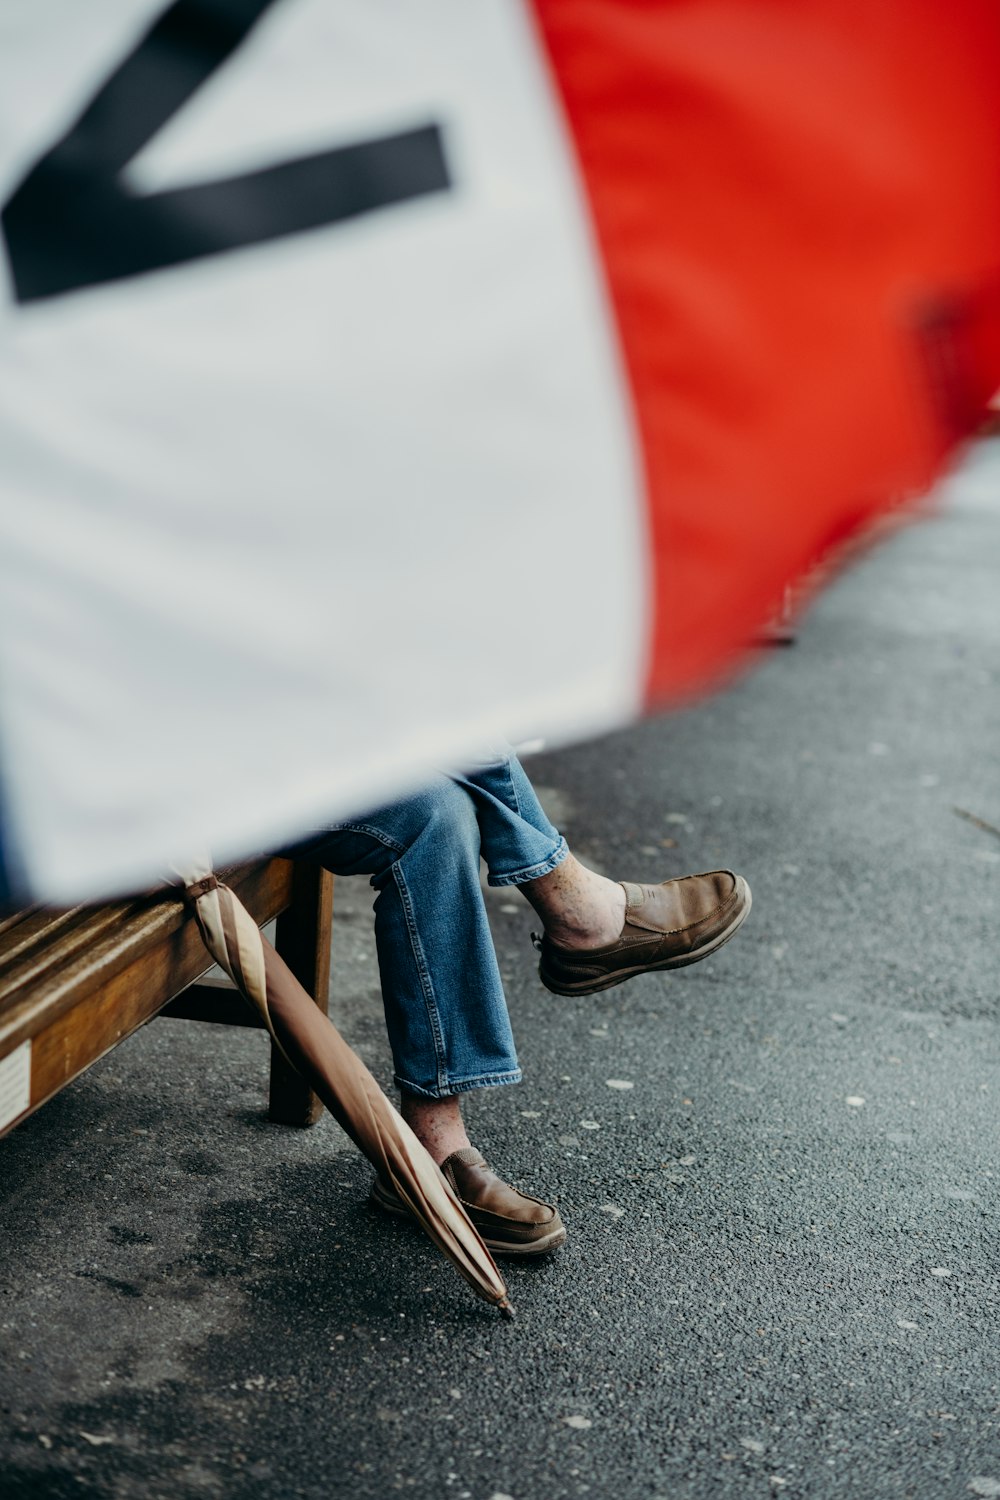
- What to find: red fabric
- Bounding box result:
[531,0,1000,701]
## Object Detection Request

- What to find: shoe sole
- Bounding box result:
[539,876,752,997]
[370,1180,567,1257]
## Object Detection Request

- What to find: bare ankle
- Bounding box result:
[399,1092,470,1165]
[520,855,626,950]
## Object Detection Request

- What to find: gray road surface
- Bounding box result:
[2,442,999,1500]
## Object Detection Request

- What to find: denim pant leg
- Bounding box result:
[286,776,522,1100]
[452,753,569,887]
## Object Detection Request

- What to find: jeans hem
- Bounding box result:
[487,835,569,887]
[395,1068,523,1100]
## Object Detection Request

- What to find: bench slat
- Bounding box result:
[0,861,293,1057]
[0,903,148,989]
[0,858,331,1139]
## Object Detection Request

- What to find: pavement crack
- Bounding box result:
[953,806,1000,841]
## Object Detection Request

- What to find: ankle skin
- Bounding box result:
[519,855,626,949]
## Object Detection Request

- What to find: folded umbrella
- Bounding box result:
[180,863,513,1318]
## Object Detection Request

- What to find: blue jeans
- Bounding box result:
[286,756,567,1098]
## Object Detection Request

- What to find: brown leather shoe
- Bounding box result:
[371,1147,567,1257]
[537,869,751,996]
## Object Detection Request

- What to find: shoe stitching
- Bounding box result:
[377,1178,555,1232]
[622,872,739,934]
[546,886,741,954]
[623,891,739,937]
[539,902,750,991]
[458,1202,554,1230]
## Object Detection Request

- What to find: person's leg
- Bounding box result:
[452,754,630,937]
[456,755,629,945]
[517,853,626,948]
[287,778,566,1253]
[455,752,750,993]
[398,1093,468,1163]
[287,777,519,1159]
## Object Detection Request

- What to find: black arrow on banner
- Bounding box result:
[2,0,451,303]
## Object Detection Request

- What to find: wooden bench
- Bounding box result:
[0,858,334,1139]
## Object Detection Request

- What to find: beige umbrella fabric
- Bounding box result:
[180,864,513,1318]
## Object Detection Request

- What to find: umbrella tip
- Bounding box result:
[498,1296,516,1321]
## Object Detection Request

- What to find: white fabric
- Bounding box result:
[0,0,646,899]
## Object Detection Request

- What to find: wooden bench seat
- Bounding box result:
[0,858,333,1139]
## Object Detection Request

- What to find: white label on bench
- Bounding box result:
[0,1040,32,1131]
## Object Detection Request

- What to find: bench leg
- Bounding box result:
[268,864,334,1126]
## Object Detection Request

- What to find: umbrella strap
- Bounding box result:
[182,872,299,1073]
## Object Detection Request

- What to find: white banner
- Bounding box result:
[0,0,645,899]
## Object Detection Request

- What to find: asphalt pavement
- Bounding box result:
[2,441,999,1500]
